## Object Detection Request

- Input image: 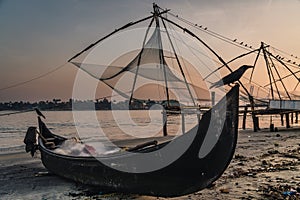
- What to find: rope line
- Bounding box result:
[167,12,253,52]
[161,8,300,67]
[0,63,68,92]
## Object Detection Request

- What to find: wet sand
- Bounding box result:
[0,128,299,200]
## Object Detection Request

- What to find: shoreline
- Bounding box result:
[0,129,299,199]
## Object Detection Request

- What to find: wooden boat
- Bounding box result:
[24,4,241,197]
[161,99,181,112]
[25,85,239,197]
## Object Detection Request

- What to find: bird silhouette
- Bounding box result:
[34,108,46,119]
[210,65,254,89]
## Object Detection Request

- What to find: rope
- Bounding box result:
[163,12,300,99]
[0,63,68,92]
[156,5,300,69]
[168,22,220,79]
[166,12,253,52]
[270,46,300,60]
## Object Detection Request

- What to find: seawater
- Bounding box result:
[0,110,296,154]
[0,110,197,154]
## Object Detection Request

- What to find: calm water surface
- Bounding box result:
[0,110,295,154]
[0,110,198,154]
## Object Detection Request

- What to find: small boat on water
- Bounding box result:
[25,4,240,197]
[161,99,181,112]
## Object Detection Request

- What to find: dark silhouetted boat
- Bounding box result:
[25,3,240,197]
[25,85,239,197]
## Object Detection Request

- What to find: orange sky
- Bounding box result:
[0,0,300,102]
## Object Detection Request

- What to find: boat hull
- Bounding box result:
[38,85,239,197]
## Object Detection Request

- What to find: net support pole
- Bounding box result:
[249,47,262,83]
[269,51,300,87]
[266,51,291,100]
[161,17,196,106]
[153,4,170,107]
[262,43,275,100]
[129,18,155,105]
[264,46,282,100]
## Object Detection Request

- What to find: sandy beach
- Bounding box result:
[0,127,299,200]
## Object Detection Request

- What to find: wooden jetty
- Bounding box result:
[240,101,300,131]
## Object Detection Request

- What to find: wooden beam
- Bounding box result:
[242,106,248,130]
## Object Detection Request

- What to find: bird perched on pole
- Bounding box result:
[210,65,253,89]
[34,108,46,119]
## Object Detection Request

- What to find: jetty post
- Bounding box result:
[242,106,248,130]
[162,110,168,136]
[253,116,260,132]
[285,113,290,128]
[181,111,185,134]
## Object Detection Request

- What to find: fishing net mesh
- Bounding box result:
[72,24,210,105]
